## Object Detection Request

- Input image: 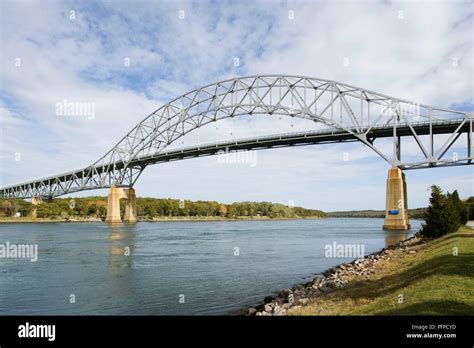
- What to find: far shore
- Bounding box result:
[0,215,326,224]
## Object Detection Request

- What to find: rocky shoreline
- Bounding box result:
[247,234,425,316]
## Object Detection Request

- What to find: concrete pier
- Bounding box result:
[105,186,137,223]
[383,168,410,230]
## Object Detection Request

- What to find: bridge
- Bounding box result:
[1,75,472,229]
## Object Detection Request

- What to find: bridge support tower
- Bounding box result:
[105,186,137,223]
[383,168,410,230]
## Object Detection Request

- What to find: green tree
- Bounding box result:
[87,204,98,216]
[447,190,468,225]
[422,185,460,238]
[145,205,157,218]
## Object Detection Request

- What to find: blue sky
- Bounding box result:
[0,0,473,211]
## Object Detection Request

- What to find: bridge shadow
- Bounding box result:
[326,251,474,315]
[439,233,474,242]
[375,300,474,315]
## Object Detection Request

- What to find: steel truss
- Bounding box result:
[1,75,472,199]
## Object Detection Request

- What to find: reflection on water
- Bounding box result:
[384,229,410,247]
[107,224,135,273]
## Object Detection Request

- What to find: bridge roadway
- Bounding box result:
[0,118,468,199]
[132,118,467,167]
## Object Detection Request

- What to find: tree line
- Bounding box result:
[0,197,327,219]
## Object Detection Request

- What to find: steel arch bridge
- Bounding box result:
[1,74,472,200]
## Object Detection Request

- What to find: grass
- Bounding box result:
[289,225,474,315]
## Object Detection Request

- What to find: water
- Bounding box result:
[0,218,421,315]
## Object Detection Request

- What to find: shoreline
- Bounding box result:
[0,216,326,224]
[244,233,425,316]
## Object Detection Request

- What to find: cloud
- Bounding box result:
[0,0,472,210]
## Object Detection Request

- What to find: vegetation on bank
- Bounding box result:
[0,197,327,220]
[289,225,474,315]
[421,186,468,238]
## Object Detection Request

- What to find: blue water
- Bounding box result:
[0,218,421,315]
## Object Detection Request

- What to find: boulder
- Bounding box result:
[274,307,287,316]
[279,288,293,299]
[298,298,310,305]
[319,281,337,292]
[263,295,275,304]
[275,297,286,305]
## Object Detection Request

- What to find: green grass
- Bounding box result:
[290,226,474,315]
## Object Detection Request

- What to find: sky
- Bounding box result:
[0,0,473,211]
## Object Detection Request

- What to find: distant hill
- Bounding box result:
[329,196,473,220]
[328,208,426,219]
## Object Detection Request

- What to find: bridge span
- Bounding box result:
[1,75,472,230]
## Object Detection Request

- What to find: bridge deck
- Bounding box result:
[0,118,470,198]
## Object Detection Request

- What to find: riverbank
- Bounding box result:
[248,225,474,316]
[0,217,103,223]
[0,215,325,223]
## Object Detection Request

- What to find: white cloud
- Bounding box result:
[0,0,472,210]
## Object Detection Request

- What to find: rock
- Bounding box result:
[248,307,257,316]
[408,250,417,254]
[323,267,337,276]
[319,281,336,292]
[274,307,287,316]
[279,288,293,299]
[312,277,324,287]
[256,312,263,316]
[263,295,275,304]
[275,297,286,305]
[263,304,273,313]
[298,298,310,305]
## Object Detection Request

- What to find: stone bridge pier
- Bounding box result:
[383,168,410,230]
[105,186,137,223]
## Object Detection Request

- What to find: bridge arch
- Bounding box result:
[0,75,471,203]
[92,75,469,187]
